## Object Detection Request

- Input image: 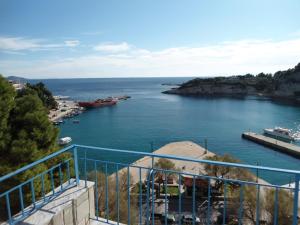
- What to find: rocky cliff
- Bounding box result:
[163,63,300,101]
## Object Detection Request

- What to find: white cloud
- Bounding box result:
[1,38,300,78]
[64,40,80,47]
[94,42,131,53]
[0,36,81,52]
[0,37,40,51]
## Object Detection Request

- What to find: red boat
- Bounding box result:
[78,98,117,108]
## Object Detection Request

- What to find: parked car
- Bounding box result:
[181,214,201,225]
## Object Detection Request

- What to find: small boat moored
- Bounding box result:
[58,137,72,145]
[53,120,64,125]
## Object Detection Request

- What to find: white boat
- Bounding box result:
[58,137,72,145]
[263,127,295,141]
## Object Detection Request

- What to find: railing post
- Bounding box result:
[292,174,299,225]
[151,156,154,169]
[73,146,80,186]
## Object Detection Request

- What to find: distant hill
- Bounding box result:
[163,62,300,102]
[6,76,27,83]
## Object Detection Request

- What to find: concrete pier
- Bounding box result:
[242,132,300,159]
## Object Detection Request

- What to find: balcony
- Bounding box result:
[0,143,299,225]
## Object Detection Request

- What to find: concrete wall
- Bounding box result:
[13,180,95,225]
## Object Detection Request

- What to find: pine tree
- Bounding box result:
[0,75,61,219]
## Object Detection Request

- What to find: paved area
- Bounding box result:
[112,141,215,184]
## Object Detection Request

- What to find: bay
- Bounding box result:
[30,77,300,184]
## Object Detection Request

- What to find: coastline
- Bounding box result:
[48,99,81,122]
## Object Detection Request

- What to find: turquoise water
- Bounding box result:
[31,78,300,184]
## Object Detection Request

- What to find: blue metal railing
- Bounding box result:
[0,144,76,224]
[0,144,299,225]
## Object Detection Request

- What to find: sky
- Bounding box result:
[0,0,300,78]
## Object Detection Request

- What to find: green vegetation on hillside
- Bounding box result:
[165,62,300,101]
[19,82,58,110]
[0,75,60,218]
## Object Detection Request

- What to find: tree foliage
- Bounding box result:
[0,75,60,219]
[154,158,176,170]
[0,75,15,155]
[88,169,138,224]
[264,189,293,225]
[204,154,255,191]
[0,77,59,171]
[22,82,58,110]
[204,154,294,225]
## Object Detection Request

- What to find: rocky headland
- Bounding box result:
[163,63,300,102]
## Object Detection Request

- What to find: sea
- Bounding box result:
[30,77,300,184]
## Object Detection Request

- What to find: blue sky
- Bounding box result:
[0,0,300,78]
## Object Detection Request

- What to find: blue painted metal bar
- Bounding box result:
[207,178,211,225]
[128,166,131,225]
[0,145,74,183]
[164,171,167,225]
[292,174,300,225]
[192,175,196,225]
[105,162,108,223]
[59,164,63,191]
[84,149,87,188]
[139,167,142,225]
[66,160,70,185]
[94,161,99,219]
[19,186,24,215]
[50,169,55,195]
[41,174,45,202]
[30,180,36,208]
[0,161,76,225]
[75,144,300,175]
[0,160,71,199]
[238,184,244,225]
[255,185,260,225]
[145,169,152,225]
[116,164,119,225]
[73,146,80,186]
[179,174,182,225]
[6,193,12,225]
[151,169,155,225]
[274,187,278,225]
[222,181,227,225]
[0,159,72,199]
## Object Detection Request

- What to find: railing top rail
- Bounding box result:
[75,144,300,175]
[1,143,300,185]
[0,144,74,183]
